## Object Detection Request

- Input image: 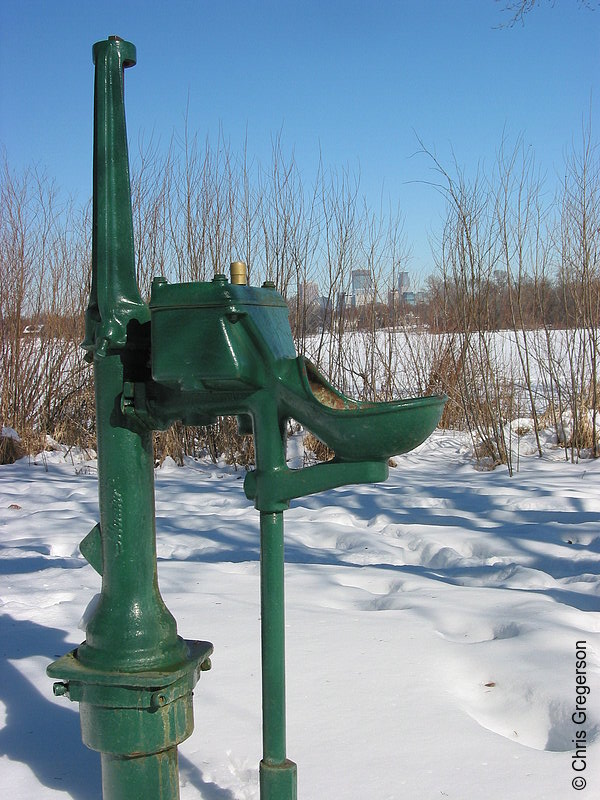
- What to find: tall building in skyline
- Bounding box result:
[351,269,375,307]
[398,271,410,294]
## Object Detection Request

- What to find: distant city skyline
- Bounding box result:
[296,268,423,311]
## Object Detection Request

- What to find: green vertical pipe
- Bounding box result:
[77,35,188,800]
[260,511,287,763]
[259,511,297,800]
[101,748,179,800]
[50,36,208,800]
[78,352,186,672]
[78,35,186,674]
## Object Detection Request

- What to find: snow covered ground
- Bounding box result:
[1,430,599,799]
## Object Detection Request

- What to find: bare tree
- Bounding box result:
[496,0,598,28]
[0,158,93,455]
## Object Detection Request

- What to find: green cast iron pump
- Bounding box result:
[48,36,446,800]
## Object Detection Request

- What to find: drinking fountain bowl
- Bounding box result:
[277,357,446,462]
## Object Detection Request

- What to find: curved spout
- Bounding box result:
[84,36,149,358]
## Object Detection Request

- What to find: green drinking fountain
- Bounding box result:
[48,35,446,800]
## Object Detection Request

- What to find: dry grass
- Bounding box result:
[303,432,335,465]
[0,433,25,465]
[154,416,256,469]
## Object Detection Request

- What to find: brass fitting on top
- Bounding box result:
[230,261,248,285]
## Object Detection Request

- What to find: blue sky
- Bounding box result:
[1,1,599,276]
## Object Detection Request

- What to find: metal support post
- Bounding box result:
[259,511,297,800]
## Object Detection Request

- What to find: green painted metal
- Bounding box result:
[82,37,149,358]
[48,33,446,800]
[260,513,291,762]
[100,749,179,800]
[80,522,103,575]
[47,36,212,800]
[258,511,298,799]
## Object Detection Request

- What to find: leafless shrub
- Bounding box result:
[4,120,600,472]
[417,130,600,468]
[0,158,92,448]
